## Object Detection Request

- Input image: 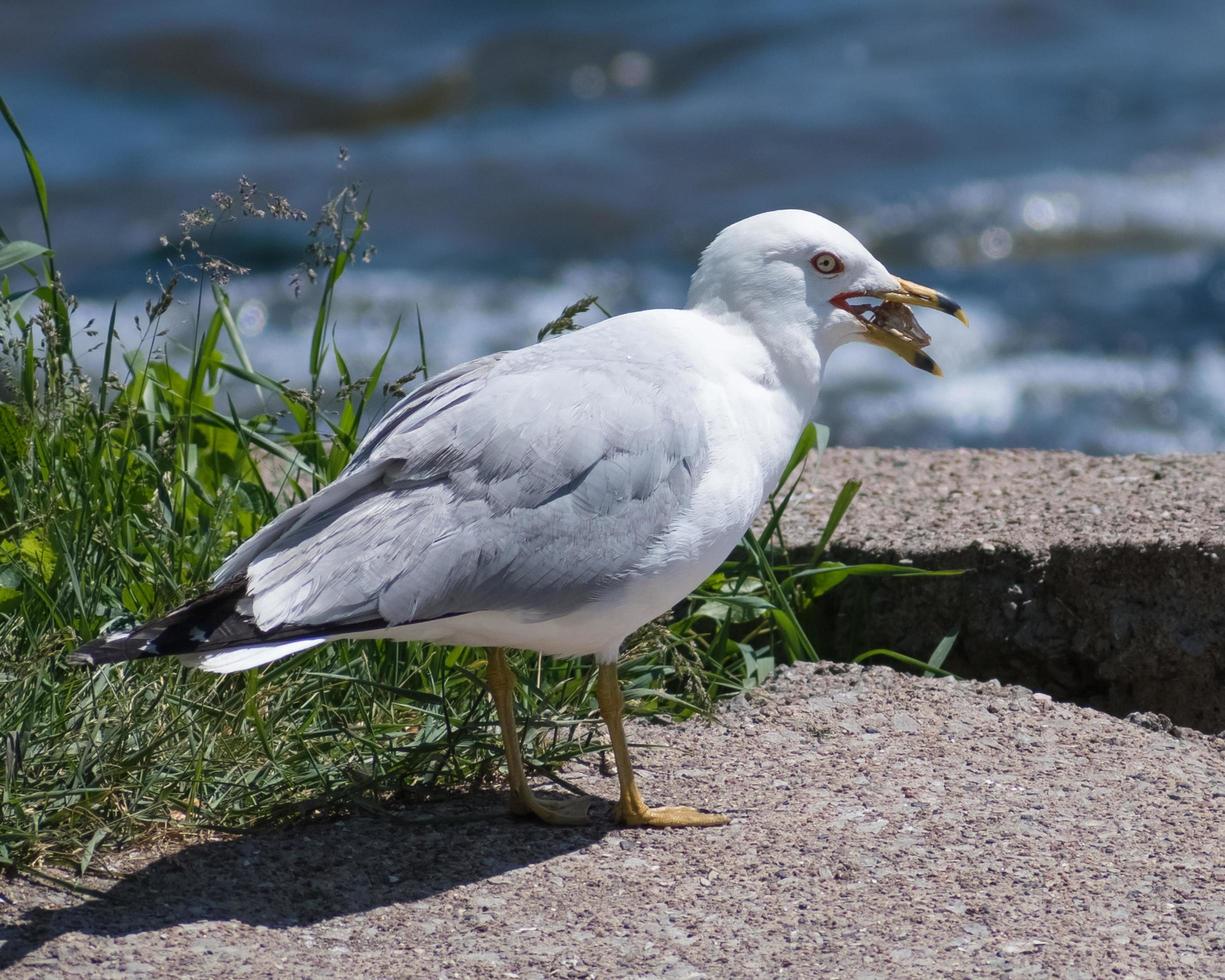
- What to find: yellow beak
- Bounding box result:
[882,278,971,327]
[853,277,969,376]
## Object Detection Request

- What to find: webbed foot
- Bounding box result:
[508,789,593,826]
[614,801,729,828]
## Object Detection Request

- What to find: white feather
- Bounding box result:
[180,637,324,674]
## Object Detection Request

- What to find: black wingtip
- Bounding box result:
[65,632,151,666]
[62,576,376,669]
[63,578,251,667]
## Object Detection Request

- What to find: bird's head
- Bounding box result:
[686,209,968,376]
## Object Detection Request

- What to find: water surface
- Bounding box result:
[4,0,1224,451]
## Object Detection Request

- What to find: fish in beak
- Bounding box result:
[831,278,969,376]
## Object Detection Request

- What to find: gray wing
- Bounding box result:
[222,331,708,631]
[212,351,508,584]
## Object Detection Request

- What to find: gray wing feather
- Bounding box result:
[213,353,508,586]
[236,332,707,631]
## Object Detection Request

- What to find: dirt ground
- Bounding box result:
[3,662,1223,978]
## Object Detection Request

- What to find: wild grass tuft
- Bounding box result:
[0,99,956,874]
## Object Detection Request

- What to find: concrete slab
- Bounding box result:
[4,664,1223,977]
[780,449,1225,731]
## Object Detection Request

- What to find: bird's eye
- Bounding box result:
[810,251,843,275]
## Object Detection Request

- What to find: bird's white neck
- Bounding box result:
[688,298,827,425]
[682,303,827,500]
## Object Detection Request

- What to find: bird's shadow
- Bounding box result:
[0,790,610,969]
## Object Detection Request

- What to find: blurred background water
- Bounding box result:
[3,0,1225,452]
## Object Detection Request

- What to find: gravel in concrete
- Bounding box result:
[4,663,1223,978]
[782,448,1225,554]
[778,449,1225,731]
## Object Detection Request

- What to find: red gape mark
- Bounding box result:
[829,290,869,316]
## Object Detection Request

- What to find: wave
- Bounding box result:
[71,266,1225,455]
[854,146,1225,267]
[820,308,1225,453]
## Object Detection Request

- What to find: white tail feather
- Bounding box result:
[179,637,324,674]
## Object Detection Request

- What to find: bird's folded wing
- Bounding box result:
[211,352,507,585]
[221,335,708,633]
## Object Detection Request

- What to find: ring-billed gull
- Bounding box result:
[70,210,967,828]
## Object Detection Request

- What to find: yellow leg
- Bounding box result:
[596,662,729,828]
[485,648,591,826]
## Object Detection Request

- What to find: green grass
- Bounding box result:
[0,99,957,874]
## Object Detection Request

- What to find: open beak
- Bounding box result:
[832,277,969,376]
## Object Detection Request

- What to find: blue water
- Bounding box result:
[4,0,1225,451]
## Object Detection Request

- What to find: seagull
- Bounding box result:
[69,210,967,828]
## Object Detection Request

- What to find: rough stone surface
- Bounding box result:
[781,449,1225,731]
[4,663,1224,978]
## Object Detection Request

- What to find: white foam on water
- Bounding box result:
[822,340,1225,453]
[68,260,1225,455]
[856,146,1225,266]
[71,258,678,388]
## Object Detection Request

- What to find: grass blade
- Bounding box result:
[852,648,954,677]
[812,479,861,560]
[0,241,52,272]
[926,630,960,676]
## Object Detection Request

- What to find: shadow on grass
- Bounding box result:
[1,790,610,969]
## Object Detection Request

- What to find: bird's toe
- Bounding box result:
[615,803,729,829]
